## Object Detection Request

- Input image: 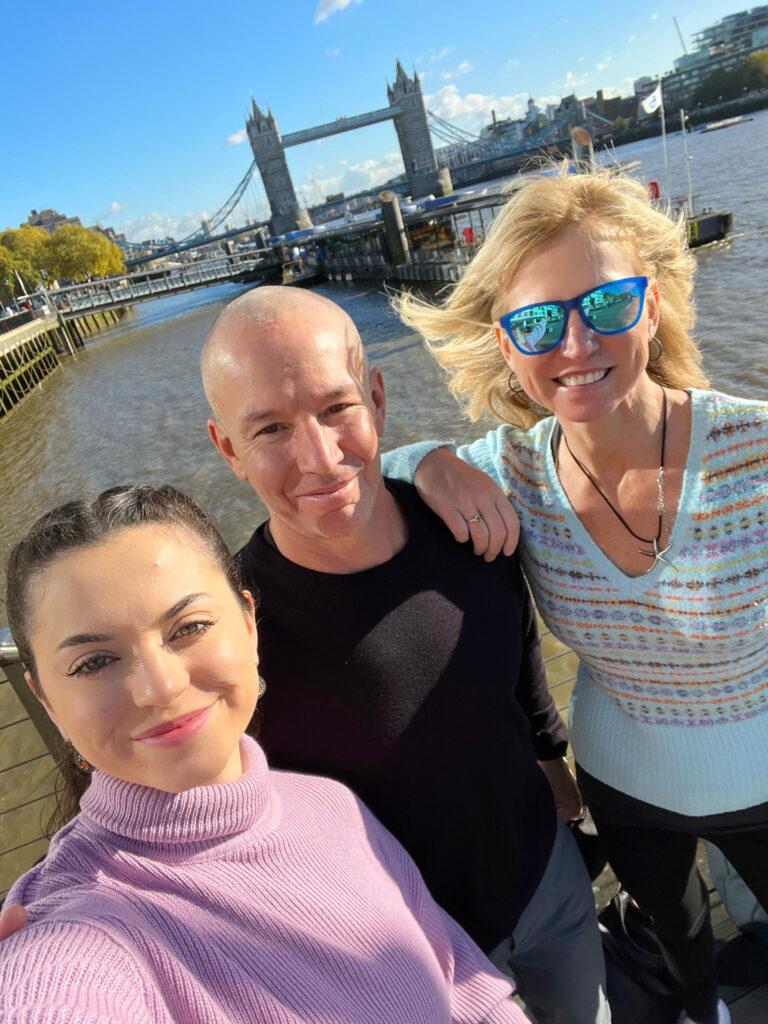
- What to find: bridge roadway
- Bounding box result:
[48,248,282,319]
[281,105,402,147]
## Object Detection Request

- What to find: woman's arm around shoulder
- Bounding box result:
[383,430,520,560]
[0,918,154,1024]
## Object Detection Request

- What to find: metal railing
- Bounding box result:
[13,248,282,321]
[0,629,61,902]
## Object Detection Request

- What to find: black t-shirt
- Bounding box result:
[237,478,566,951]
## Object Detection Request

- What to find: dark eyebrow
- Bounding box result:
[163,593,209,621]
[57,632,113,651]
[56,593,210,650]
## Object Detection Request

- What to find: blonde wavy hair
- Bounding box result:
[395,163,708,428]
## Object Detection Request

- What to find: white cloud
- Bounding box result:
[118,211,210,243]
[627,34,637,43]
[601,76,637,100]
[596,58,612,72]
[504,59,519,71]
[441,60,473,81]
[651,12,658,19]
[97,201,128,221]
[556,70,590,93]
[304,172,345,198]
[326,47,340,57]
[416,46,454,64]
[313,0,363,25]
[227,128,247,146]
[426,84,529,132]
[302,150,405,198]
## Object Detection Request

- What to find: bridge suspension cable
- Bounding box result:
[174,157,259,246]
[427,110,484,144]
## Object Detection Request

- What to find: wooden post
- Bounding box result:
[56,314,76,355]
[378,190,410,266]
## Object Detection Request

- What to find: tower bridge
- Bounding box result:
[247,61,449,235]
[117,63,605,265]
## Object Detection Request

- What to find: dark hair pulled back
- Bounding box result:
[5,484,246,832]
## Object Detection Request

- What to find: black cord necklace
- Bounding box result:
[559,388,676,571]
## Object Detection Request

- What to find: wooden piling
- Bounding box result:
[0,315,61,423]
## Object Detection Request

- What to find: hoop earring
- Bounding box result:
[508,372,524,395]
[73,748,94,774]
[648,336,664,362]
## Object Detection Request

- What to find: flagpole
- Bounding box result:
[659,80,670,201]
[680,108,694,216]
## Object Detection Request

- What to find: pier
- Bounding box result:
[49,248,282,319]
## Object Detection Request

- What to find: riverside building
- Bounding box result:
[662,5,768,107]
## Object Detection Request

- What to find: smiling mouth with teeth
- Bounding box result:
[556,369,609,387]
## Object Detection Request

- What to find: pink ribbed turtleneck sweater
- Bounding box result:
[1,737,522,1024]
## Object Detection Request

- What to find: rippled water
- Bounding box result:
[1,110,766,614]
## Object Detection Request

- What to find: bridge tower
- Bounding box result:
[387,61,445,199]
[246,99,313,236]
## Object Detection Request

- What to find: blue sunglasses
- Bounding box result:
[498,276,649,355]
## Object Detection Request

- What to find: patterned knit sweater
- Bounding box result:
[383,390,768,816]
[1,737,520,1024]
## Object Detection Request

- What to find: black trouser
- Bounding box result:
[587,803,768,1020]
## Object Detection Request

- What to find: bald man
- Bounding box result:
[202,287,610,1024]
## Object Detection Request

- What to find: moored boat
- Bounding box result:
[698,115,754,134]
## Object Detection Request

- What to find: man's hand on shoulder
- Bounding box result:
[0,903,27,941]
[413,448,519,561]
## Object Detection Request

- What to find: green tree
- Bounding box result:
[0,246,38,306]
[693,66,736,106]
[0,225,48,279]
[44,224,125,282]
[93,234,125,277]
[694,50,768,106]
[736,50,768,93]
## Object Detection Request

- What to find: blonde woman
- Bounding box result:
[384,166,768,1024]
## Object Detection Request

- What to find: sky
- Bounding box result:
[1,0,748,242]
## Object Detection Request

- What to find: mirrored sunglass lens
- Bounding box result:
[583,281,642,333]
[508,304,564,352]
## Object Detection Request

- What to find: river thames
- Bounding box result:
[1,109,766,598]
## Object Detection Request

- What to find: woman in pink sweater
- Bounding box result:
[0,484,523,1024]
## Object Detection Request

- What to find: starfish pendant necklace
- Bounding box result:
[560,387,677,572]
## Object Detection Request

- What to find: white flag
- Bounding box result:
[640,82,663,116]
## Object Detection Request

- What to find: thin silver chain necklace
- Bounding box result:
[558,388,677,571]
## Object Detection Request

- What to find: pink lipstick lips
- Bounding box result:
[134,705,214,748]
